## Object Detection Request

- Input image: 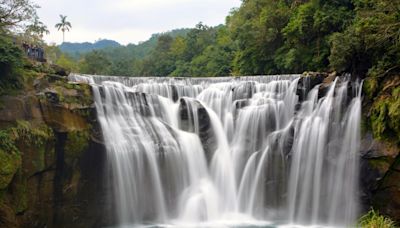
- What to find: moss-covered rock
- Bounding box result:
[11,171,28,214]
[0,152,21,191]
[10,120,55,176]
[362,74,400,222]
[0,63,110,227]
[363,77,379,99]
[369,78,400,145]
[64,130,90,166]
[38,75,94,133]
[0,131,21,190]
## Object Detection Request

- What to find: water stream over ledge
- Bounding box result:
[70,74,362,228]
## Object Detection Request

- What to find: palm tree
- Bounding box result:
[55,15,71,43]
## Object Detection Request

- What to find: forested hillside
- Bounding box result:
[54,0,399,78]
[59,39,121,58]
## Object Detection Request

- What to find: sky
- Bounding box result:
[33,0,242,45]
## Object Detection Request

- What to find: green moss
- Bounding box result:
[0,152,21,190]
[12,171,28,214]
[370,100,389,140]
[359,209,396,228]
[369,85,400,145]
[387,87,400,135]
[0,129,21,200]
[367,157,391,173]
[64,130,90,166]
[51,82,93,107]
[31,146,46,173]
[0,131,21,190]
[11,120,54,147]
[0,122,54,181]
[363,77,379,99]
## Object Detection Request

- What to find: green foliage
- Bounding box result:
[329,0,400,76]
[79,50,111,75]
[56,53,78,72]
[0,34,24,95]
[370,85,400,145]
[0,130,19,154]
[0,121,54,191]
[0,151,21,190]
[24,16,49,44]
[64,130,90,166]
[277,0,353,73]
[228,0,291,75]
[51,0,399,79]
[363,77,379,99]
[55,15,71,42]
[51,82,93,107]
[10,120,54,147]
[0,0,38,30]
[359,209,396,228]
[0,130,21,190]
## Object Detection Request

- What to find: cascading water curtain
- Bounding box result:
[69,74,362,227]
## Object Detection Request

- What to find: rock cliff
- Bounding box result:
[0,63,109,227]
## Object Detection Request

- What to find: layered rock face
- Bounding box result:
[0,66,109,227]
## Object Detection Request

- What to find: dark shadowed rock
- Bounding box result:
[178,98,216,162]
[297,72,327,102]
[232,81,255,101]
[50,65,69,77]
[359,133,400,221]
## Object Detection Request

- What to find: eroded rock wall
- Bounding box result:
[0,66,109,228]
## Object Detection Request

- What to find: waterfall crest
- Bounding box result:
[69,74,362,227]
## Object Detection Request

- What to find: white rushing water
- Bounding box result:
[69,74,362,228]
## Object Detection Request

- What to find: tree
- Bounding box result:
[227,0,292,75]
[0,34,23,95]
[55,14,71,43]
[140,35,175,76]
[79,50,111,75]
[56,53,78,72]
[25,16,49,43]
[0,0,38,30]
[329,0,400,77]
[276,0,354,73]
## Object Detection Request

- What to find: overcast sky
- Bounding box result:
[33,0,241,45]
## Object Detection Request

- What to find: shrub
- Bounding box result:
[359,209,396,228]
[0,34,24,95]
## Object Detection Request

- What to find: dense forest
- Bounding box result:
[2,0,399,78]
[45,0,400,78]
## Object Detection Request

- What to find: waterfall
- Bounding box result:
[69,74,362,227]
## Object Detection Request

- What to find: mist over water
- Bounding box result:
[70,74,362,228]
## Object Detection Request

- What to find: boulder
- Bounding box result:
[297,72,327,102]
[179,98,216,162]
